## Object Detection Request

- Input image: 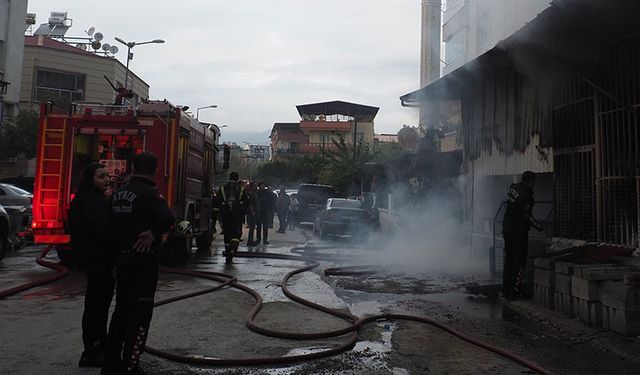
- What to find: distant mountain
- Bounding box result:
[219,129,271,145]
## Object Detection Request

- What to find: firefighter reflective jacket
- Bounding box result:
[213,181,248,216]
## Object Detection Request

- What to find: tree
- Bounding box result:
[0,109,39,160]
[257,156,326,187]
[319,135,378,196]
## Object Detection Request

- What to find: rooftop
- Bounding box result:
[296,100,379,122]
[401,0,640,105]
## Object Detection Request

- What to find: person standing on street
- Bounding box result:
[213,172,248,261]
[288,193,299,229]
[256,183,276,244]
[246,182,261,246]
[102,152,175,375]
[69,162,114,368]
[502,171,544,301]
[275,188,291,233]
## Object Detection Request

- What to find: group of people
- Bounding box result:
[211,173,298,261]
[70,152,174,375]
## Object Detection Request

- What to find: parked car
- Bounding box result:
[0,176,34,193]
[0,183,33,238]
[0,205,9,260]
[313,198,374,239]
[295,183,337,224]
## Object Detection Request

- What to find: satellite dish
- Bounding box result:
[110,45,119,54]
[75,43,87,50]
[93,32,104,42]
[91,41,101,50]
[397,126,420,152]
[102,43,111,51]
[86,26,95,36]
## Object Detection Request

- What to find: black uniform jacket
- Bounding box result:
[69,188,114,271]
[111,176,175,254]
[502,182,535,236]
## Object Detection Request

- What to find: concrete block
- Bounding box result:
[579,266,630,281]
[625,272,640,287]
[603,305,640,336]
[573,264,616,279]
[602,281,640,312]
[555,273,572,294]
[554,291,573,315]
[534,284,554,310]
[554,262,575,275]
[534,268,555,288]
[534,257,554,270]
[571,276,603,301]
[572,297,603,326]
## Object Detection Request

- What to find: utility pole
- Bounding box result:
[352,120,358,161]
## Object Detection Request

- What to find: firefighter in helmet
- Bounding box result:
[502,171,545,301]
[213,171,248,262]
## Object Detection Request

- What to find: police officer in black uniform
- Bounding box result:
[102,152,175,375]
[502,171,544,301]
[213,171,248,263]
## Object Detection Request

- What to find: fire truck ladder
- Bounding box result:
[35,119,67,232]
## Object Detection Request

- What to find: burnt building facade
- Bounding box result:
[402,0,640,271]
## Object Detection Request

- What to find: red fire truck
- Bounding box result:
[32,100,223,263]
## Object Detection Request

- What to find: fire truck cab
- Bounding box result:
[32,100,221,263]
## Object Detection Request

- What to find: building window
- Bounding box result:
[34,69,86,102]
[445,30,466,65]
[446,0,460,10]
[0,40,6,73]
[476,7,491,50]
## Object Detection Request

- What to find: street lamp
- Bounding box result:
[196,105,218,120]
[114,37,165,90]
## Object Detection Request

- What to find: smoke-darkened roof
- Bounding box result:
[401,0,640,106]
[296,100,379,122]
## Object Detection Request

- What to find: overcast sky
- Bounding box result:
[28,0,422,141]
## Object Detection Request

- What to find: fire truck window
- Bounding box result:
[71,134,97,195]
[71,134,144,195]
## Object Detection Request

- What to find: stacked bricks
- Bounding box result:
[533,257,555,309]
[571,265,630,327]
[601,277,640,335]
[553,262,574,315]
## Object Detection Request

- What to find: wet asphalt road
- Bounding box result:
[1,227,640,374]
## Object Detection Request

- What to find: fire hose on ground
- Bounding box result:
[0,246,552,375]
[0,245,69,299]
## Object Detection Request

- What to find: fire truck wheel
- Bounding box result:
[196,231,212,252]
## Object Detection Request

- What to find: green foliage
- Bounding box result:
[0,109,40,160]
[257,156,326,187]
[319,135,378,195]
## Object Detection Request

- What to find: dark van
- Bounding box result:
[295,183,338,224]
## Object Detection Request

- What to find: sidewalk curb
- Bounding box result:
[500,296,640,363]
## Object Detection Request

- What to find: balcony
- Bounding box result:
[300,120,352,132]
[299,143,339,154]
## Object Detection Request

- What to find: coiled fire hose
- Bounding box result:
[0,247,552,374]
[0,245,69,299]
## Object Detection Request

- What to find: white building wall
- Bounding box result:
[443,0,550,75]
[0,0,28,119]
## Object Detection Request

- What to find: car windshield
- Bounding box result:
[330,199,362,209]
[6,185,32,196]
[297,185,337,204]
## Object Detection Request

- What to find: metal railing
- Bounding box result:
[71,102,136,116]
